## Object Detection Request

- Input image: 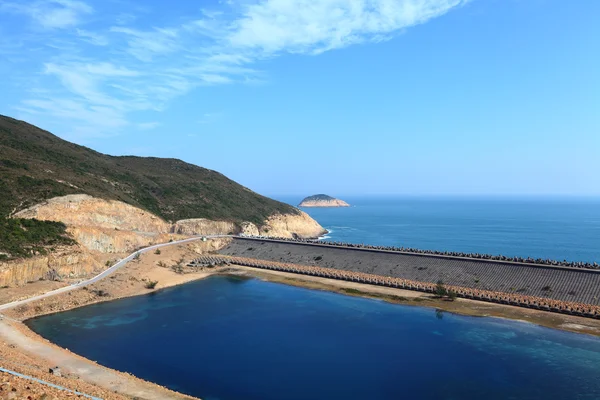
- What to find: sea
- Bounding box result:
[26,196,600,400]
[276,196,600,263]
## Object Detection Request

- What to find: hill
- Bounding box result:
[0,115,299,259]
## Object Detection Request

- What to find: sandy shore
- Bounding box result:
[1,238,600,399]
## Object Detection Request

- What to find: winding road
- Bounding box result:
[0,234,229,312]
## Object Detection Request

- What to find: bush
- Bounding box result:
[145,280,158,289]
[154,249,161,255]
[0,217,75,260]
[447,290,457,301]
[435,280,448,297]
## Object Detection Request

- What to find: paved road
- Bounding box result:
[0,235,229,312]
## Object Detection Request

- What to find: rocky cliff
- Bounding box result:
[260,211,327,238]
[299,194,350,208]
[0,245,101,287]
[1,194,325,286]
[14,195,170,233]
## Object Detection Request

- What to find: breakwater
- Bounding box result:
[191,254,600,319]
[240,235,600,270]
[222,238,600,301]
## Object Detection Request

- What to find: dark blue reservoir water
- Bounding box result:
[27,276,600,400]
[275,196,600,263]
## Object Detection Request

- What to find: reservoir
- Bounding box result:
[27,276,600,400]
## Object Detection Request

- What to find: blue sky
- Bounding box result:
[1,0,598,197]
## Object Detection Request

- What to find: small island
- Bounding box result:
[298,194,350,208]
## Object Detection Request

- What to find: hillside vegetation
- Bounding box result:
[0,115,297,259]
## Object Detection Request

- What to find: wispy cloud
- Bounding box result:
[138,122,160,130]
[227,0,466,54]
[1,0,468,138]
[76,28,108,45]
[2,0,93,29]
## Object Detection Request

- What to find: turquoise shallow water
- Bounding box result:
[276,196,600,263]
[27,276,600,400]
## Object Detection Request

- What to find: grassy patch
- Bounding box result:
[0,218,75,259]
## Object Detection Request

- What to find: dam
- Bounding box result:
[219,238,600,306]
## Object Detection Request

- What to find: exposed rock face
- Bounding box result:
[260,211,327,238]
[187,237,232,254]
[15,194,326,243]
[2,194,325,286]
[0,245,101,287]
[299,194,349,208]
[239,221,260,236]
[69,227,178,254]
[171,219,238,236]
[14,195,170,233]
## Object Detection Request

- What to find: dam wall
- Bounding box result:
[220,238,600,305]
[191,254,600,319]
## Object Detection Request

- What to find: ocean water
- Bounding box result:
[276,196,600,263]
[27,276,600,400]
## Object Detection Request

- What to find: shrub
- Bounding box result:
[154,249,161,255]
[435,280,448,297]
[0,217,75,260]
[171,264,184,274]
[145,280,158,289]
[447,290,457,301]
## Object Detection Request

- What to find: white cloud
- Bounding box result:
[227,0,466,54]
[110,26,181,61]
[2,0,467,138]
[76,29,108,46]
[3,0,93,29]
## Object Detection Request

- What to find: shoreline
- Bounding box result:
[230,266,600,337]
[0,240,232,400]
[1,241,600,399]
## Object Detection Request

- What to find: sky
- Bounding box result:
[0,0,598,197]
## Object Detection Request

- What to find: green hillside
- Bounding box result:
[0,115,297,259]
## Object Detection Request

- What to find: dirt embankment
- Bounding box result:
[4,239,230,320]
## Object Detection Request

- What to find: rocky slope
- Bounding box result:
[0,114,320,261]
[0,245,101,287]
[299,194,350,208]
[0,115,326,286]
[1,194,325,287]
